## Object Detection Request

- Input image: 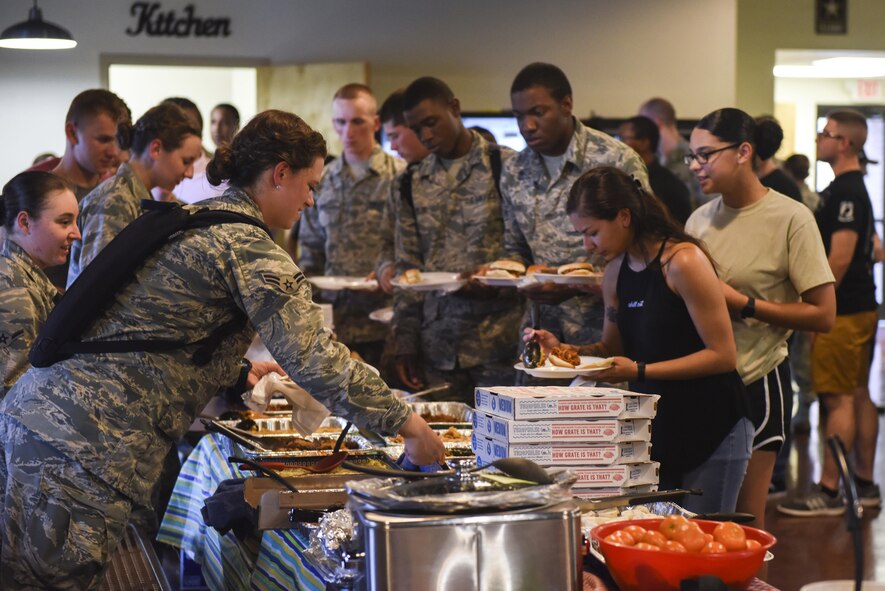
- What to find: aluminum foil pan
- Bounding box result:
[409,401,473,425]
[382,427,474,461]
[210,419,372,457]
[216,416,348,436]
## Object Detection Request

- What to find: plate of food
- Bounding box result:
[473,259,526,286]
[391,270,466,293]
[369,306,394,324]
[530,262,603,286]
[515,347,613,379]
[307,276,379,291]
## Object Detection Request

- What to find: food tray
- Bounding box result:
[216,416,349,436]
[382,427,474,461]
[210,419,372,457]
[409,401,473,426]
[246,451,400,483]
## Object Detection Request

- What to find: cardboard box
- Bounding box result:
[473,410,651,444]
[472,434,650,466]
[569,462,660,489]
[474,386,658,421]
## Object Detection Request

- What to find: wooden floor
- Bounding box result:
[765,325,885,589]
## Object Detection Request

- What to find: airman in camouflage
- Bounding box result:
[67,162,150,285]
[395,78,522,403]
[0,186,423,588]
[504,64,650,357]
[0,240,57,398]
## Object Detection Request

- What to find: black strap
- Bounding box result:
[489,146,503,197]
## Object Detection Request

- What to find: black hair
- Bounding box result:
[206,109,327,189]
[212,103,240,125]
[379,88,407,126]
[162,97,203,133]
[624,116,660,152]
[695,108,757,155]
[1,171,73,231]
[783,154,810,180]
[510,62,572,102]
[753,115,784,161]
[403,77,455,111]
[117,103,200,157]
[566,167,711,263]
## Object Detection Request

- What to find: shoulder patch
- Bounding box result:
[838,201,855,223]
[259,270,306,294]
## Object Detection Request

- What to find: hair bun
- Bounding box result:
[206,145,235,186]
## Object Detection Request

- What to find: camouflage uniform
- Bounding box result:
[661,136,706,209]
[0,187,411,588]
[393,131,522,402]
[67,162,151,286]
[0,240,57,399]
[299,147,405,349]
[500,119,649,346]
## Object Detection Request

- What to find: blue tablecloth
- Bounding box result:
[156,432,324,591]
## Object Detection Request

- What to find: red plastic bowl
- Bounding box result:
[590,518,776,591]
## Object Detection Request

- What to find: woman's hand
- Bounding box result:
[591,356,638,383]
[522,328,561,354]
[398,412,446,465]
[246,360,285,389]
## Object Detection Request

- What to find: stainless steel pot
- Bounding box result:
[355,501,582,591]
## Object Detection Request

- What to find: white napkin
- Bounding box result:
[243,372,331,436]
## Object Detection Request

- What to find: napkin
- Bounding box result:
[244,372,331,436]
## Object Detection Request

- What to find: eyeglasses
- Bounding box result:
[817,129,848,143]
[683,143,741,166]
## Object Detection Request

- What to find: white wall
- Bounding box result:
[0,0,737,184]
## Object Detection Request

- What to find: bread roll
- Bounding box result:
[557,262,597,276]
[402,269,422,284]
[489,260,526,277]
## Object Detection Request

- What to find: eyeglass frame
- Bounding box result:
[683,143,742,166]
[817,129,851,145]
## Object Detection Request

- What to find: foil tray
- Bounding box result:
[409,401,473,427]
[216,416,349,436]
[382,427,474,461]
[210,419,372,457]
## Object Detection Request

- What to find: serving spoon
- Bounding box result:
[522,301,543,368]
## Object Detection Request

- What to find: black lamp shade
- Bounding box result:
[0,4,77,50]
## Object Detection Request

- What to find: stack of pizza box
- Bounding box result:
[472,386,660,498]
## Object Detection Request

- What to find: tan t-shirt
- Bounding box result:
[686,189,835,385]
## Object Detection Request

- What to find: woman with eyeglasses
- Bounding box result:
[684,108,836,535]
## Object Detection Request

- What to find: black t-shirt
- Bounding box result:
[816,170,877,314]
[648,161,692,225]
[761,168,803,203]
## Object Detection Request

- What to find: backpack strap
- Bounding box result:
[489,146,503,197]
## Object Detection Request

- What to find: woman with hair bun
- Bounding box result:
[685,107,835,534]
[754,115,803,202]
[0,171,79,397]
[0,110,445,589]
[67,102,203,285]
[524,166,751,514]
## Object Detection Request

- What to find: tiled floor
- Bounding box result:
[765,325,885,589]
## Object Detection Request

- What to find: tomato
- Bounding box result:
[605,530,636,546]
[641,530,668,548]
[713,522,748,551]
[634,542,662,551]
[663,540,688,553]
[704,533,714,544]
[673,524,706,552]
[701,541,728,554]
[658,515,689,540]
[745,539,762,551]
[623,525,648,541]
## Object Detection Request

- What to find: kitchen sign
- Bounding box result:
[127,3,231,38]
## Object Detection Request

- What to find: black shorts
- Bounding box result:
[745,359,792,452]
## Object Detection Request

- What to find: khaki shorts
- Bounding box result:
[812,311,878,395]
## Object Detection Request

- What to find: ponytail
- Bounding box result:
[1,171,73,231]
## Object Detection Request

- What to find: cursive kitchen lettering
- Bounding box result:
[127,3,231,38]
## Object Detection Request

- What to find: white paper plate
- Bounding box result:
[514,356,613,379]
[530,272,603,286]
[473,275,523,287]
[391,272,466,293]
[369,307,394,324]
[307,276,378,291]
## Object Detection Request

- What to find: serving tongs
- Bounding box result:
[522,301,542,368]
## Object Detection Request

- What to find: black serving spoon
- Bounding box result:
[522,301,542,368]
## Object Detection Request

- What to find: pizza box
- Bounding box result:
[474,386,658,421]
[473,410,651,444]
[472,434,650,466]
[568,462,660,489]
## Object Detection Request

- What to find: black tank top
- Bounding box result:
[617,240,748,486]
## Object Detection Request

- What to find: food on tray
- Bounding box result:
[401,269,422,284]
[235,418,259,431]
[277,457,390,476]
[557,262,598,276]
[526,264,557,276]
[440,426,470,442]
[420,412,461,423]
[549,346,581,368]
[277,437,361,452]
[485,260,526,279]
[580,505,657,529]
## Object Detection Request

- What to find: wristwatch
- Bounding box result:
[740,296,756,319]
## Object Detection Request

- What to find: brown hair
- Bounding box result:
[826,109,868,152]
[117,103,200,156]
[566,167,711,263]
[1,171,73,231]
[65,89,130,127]
[206,110,327,188]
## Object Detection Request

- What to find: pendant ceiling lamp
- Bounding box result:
[0,1,76,50]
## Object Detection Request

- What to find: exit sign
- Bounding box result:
[853,79,882,101]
